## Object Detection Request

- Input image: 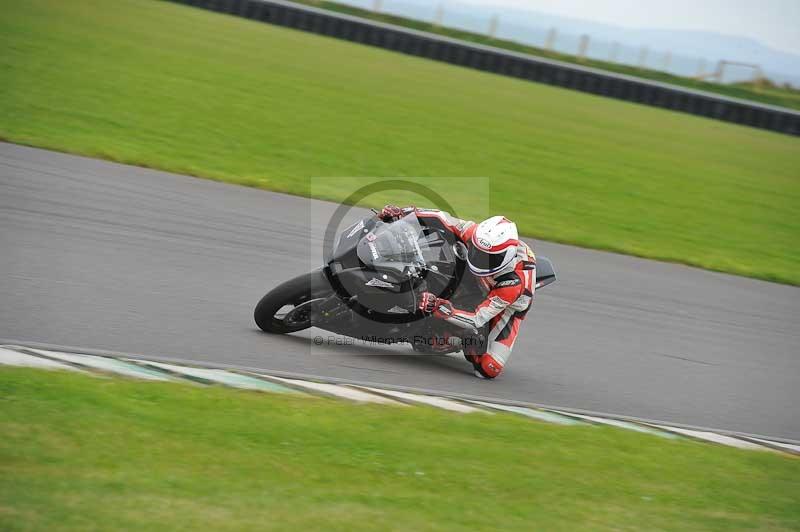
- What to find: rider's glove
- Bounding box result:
[378,204,405,222]
[418,292,454,319]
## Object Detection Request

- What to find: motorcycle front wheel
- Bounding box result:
[254,270,332,334]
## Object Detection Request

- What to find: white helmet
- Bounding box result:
[467,216,519,277]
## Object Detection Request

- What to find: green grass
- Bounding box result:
[293,0,800,111]
[1,0,799,284]
[1,367,798,531]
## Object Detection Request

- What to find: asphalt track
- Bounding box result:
[1,142,798,439]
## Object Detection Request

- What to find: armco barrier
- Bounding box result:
[168,0,800,136]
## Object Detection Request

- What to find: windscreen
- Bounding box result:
[356,214,429,273]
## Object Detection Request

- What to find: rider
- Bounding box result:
[378,205,536,379]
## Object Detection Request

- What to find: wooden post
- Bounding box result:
[544,27,557,50]
[637,46,648,68]
[696,58,706,78]
[577,34,589,61]
[754,65,765,90]
[488,14,499,38]
[434,3,444,27]
[715,60,725,83]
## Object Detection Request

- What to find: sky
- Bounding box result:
[460,0,800,54]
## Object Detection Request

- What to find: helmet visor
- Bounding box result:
[467,245,508,273]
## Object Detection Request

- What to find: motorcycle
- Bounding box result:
[254,211,556,354]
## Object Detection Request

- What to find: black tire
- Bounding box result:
[254,270,332,334]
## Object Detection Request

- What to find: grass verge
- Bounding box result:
[1,367,799,531]
[1,0,798,284]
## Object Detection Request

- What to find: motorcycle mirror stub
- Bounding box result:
[453,241,468,261]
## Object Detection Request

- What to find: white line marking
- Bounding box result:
[744,437,800,454]
[646,424,769,450]
[468,401,584,425]
[133,361,299,393]
[0,347,84,372]
[548,411,678,438]
[29,349,174,381]
[262,376,405,404]
[354,386,482,413]
[6,343,796,452]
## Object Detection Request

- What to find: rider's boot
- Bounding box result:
[466,353,503,379]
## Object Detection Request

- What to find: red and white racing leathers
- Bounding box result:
[404,208,536,379]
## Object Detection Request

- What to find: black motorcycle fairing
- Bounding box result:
[534,256,557,289]
[329,216,381,271]
[256,212,557,342]
[334,266,417,317]
[324,213,468,320]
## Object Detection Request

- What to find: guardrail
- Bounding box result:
[169,0,800,136]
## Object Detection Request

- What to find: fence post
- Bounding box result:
[577,34,589,61]
[754,66,765,90]
[433,3,444,27]
[696,58,706,78]
[488,14,498,38]
[544,27,557,50]
[714,60,725,83]
[637,46,648,68]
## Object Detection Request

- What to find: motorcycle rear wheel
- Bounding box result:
[254,271,332,334]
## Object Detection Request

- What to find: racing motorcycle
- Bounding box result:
[254,211,556,354]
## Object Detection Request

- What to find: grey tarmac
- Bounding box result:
[1,142,798,439]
